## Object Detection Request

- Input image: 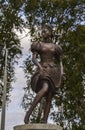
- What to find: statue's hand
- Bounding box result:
[39,67,45,76]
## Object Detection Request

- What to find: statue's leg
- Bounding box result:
[24,81,48,124]
[43,92,53,123]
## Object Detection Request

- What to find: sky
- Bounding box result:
[0,29,31,130]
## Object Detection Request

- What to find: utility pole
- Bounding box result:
[1,45,8,130]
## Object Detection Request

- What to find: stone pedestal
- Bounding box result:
[14,124,62,130]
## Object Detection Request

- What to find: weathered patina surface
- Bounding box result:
[24,24,63,124]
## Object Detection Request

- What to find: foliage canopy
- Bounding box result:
[0,0,85,130]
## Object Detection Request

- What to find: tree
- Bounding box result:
[22,0,85,129]
[1,0,84,129]
[0,0,26,108]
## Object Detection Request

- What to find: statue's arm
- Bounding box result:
[32,52,43,70]
[55,44,64,77]
[60,58,66,80]
[60,59,64,76]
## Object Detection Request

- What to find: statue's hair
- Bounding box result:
[42,24,53,38]
[42,24,53,32]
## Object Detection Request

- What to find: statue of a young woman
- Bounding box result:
[24,24,64,124]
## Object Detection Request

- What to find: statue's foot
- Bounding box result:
[24,112,30,124]
[24,118,29,124]
[41,118,47,123]
[24,115,29,124]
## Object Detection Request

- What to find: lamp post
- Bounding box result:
[0,44,18,130]
[1,45,8,130]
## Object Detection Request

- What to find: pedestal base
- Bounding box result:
[14,124,62,130]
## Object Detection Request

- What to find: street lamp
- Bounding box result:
[0,44,19,130]
[0,44,8,130]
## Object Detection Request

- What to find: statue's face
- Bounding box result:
[42,27,52,38]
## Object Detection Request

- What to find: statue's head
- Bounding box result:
[42,24,53,39]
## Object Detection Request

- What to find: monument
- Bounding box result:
[14,24,64,130]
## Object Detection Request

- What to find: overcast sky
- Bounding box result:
[0,29,31,130]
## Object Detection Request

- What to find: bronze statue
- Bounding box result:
[24,24,64,124]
